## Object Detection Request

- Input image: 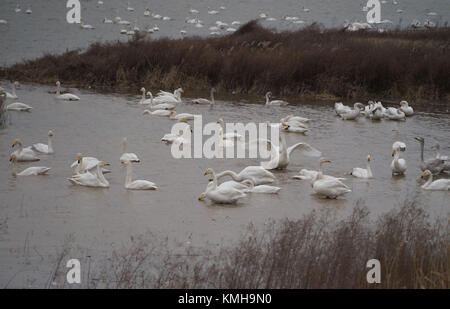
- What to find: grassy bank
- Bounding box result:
[50,201,448,289]
[2,21,450,101]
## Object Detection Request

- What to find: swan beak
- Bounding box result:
[190,127,193,133]
[392,150,396,157]
[181,89,184,93]
[367,155,371,161]
[282,125,289,130]
[103,162,110,166]
[204,169,211,176]
[198,194,205,201]
[9,156,14,162]
[12,141,17,147]
[209,178,214,182]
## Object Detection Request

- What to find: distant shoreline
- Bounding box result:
[1,21,449,102]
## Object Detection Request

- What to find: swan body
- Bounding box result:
[170,112,197,121]
[192,88,215,105]
[161,125,192,144]
[265,92,288,106]
[156,88,183,100]
[11,140,40,162]
[256,132,321,170]
[103,17,113,24]
[68,162,110,188]
[55,81,80,101]
[281,123,308,134]
[10,155,50,176]
[421,170,450,190]
[281,114,310,123]
[124,161,157,190]
[385,107,406,121]
[32,130,54,154]
[399,101,414,116]
[339,103,365,120]
[351,155,373,179]
[71,154,110,175]
[335,102,351,115]
[293,169,346,181]
[241,180,281,194]
[153,89,183,104]
[415,137,445,175]
[369,104,384,120]
[200,168,247,204]
[391,147,407,176]
[6,102,32,111]
[144,109,173,116]
[312,158,351,199]
[215,166,276,185]
[120,138,140,163]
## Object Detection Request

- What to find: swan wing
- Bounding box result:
[287,142,321,157]
[127,180,157,190]
[32,143,49,153]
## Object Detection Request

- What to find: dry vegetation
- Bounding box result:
[1,21,450,100]
[51,201,448,289]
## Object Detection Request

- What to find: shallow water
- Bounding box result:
[1,0,449,66]
[0,82,449,287]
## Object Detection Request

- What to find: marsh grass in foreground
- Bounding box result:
[2,22,450,101]
[52,201,448,289]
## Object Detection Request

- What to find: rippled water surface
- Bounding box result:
[0,82,448,287]
[1,0,449,65]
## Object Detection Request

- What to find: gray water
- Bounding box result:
[0,82,449,287]
[1,0,450,66]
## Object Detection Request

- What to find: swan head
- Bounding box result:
[400,100,408,107]
[392,149,396,157]
[14,81,20,88]
[367,155,371,162]
[204,168,213,176]
[281,124,290,131]
[198,193,205,201]
[48,130,54,137]
[431,143,440,150]
[76,153,83,163]
[11,140,22,148]
[266,92,272,97]
[414,136,424,143]
[9,154,17,162]
[320,157,331,164]
[140,87,146,92]
[421,170,432,179]
[56,81,61,86]
[98,161,110,167]
[142,109,151,115]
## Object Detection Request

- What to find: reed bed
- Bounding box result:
[2,21,450,101]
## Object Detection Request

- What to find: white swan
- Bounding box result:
[139,87,150,104]
[369,104,384,120]
[156,88,184,100]
[312,158,351,199]
[71,154,110,175]
[5,81,19,99]
[68,161,110,188]
[55,81,80,101]
[255,131,321,170]
[214,166,276,185]
[10,155,50,176]
[351,155,373,179]
[414,137,445,174]
[192,88,215,105]
[143,109,173,117]
[32,130,54,154]
[124,161,157,190]
[241,179,281,194]
[334,102,351,115]
[421,170,449,190]
[339,103,365,120]
[391,146,407,176]
[161,125,192,144]
[432,143,448,161]
[11,140,39,162]
[385,107,406,121]
[169,111,197,121]
[399,100,414,116]
[152,88,183,104]
[281,123,308,134]
[6,102,32,111]
[120,137,140,163]
[265,92,288,106]
[199,168,247,203]
[293,169,346,181]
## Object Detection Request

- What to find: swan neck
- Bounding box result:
[218,170,240,182]
[210,90,215,104]
[123,139,127,153]
[48,136,53,153]
[265,94,269,105]
[56,83,60,96]
[125,163,132,186]
[96,164,108,185]
[367,161,373,177]
[423,174,433,188]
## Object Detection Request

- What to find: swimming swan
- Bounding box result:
[214,166,276,185]
[161,125,192,144]
[241,179,281,194]
[11,140,40,162]
[351,155,373,178]
[399,101,414,116]
[68,161,110,188]
[169,112,197,121]
[55,81,80,101]
[312,158,351,199]
[414,137,445,175]
[71,154,111,175]
[192,88,215,105]
[339,103,365,120]
[5,81,19,99]
[32,130,54,154]
[420,170,450,190]
[10,154,50,176]
[391,145,407,176]
[6,102,32,111]
[120,137,140,163]
[199,168,247,203]
[265,92,288,106]
[293,169,346,181]
[124,160,157,190]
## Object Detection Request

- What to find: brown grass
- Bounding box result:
[1,21,450,101]
[49,201,448,289]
